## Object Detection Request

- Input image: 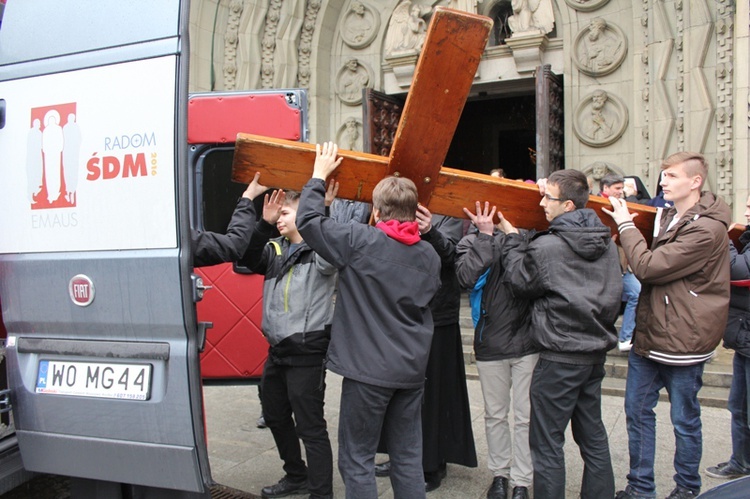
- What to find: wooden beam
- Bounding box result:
[386,7,492,207]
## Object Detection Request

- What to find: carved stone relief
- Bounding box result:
[563,0,611,12]
[337,117,363,151]
[341,1,380,49]
[573,18,627,77]
[583,161,623,190]
[336,58,372,106]
[508,0,554,36]
[261,0,282,88]
[573,90,629,147]
[384,1,430,57]
[222,0,244,91]
[448,0,477,14]
[298,0,322,88]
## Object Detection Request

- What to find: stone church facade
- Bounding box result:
[188,0,749,219]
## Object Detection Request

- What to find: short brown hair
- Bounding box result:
[283,190,300,207]
[372,176,418,222]
[548,170,590,209]
[661,151,708,189]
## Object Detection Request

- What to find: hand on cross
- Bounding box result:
[463,201,496,236]
[601,196,638,226]
[313,142,344,181]
[325,179,340,207]
[416,204,432,235]
[241,172,268,200]
[262,189,286,225]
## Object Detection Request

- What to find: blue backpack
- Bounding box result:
[470,269,490,327]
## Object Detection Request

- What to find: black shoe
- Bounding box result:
[424,467,446,493]
[261,476,308,498]
[487,476,508,499]
[511,486,528,499]
[665,485,698,499]
[374,461,390,477]
[705,461,750,479]
[308,495,333,499]
[615,486,651,499]
[256,415,267,429]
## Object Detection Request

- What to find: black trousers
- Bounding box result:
[261,359,332,496]
[529,358,614,499]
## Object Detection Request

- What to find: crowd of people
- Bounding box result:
[195,146,750,499]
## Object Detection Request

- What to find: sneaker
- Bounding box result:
[665,485,698,499]
[618,340,632,352]
[705,461,750,479]
[261,476,308,498]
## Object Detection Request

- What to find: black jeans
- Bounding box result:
[529,358,614,499]
[261,359,332,496]
[338,377,426,499]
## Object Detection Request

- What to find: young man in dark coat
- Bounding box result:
[457,201,537,499]
[704,194,750,482]
[494,169,621,499]
[296,142,441,499]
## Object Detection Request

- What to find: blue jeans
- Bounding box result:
[624,352,704,497]
[620,272,641,343]
[728,352,750,471]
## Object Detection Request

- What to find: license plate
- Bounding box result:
[36,360,152,400]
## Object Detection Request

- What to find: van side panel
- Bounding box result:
[0,1,209,492]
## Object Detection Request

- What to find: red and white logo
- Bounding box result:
[28,103,80,210]
[69,274,95,307]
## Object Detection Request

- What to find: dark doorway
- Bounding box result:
[444,94,537,181]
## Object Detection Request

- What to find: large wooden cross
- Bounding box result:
[231,7,742,244]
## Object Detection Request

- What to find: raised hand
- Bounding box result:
[262,189,286,225]
[416,204,433,235]
[313,142,344,181]
[325,179,340,207]
[463,201,497,236]
[242,172,268,200]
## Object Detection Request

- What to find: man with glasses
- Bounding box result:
[483,169,621,499]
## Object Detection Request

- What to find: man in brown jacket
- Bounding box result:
[603,152,731,499]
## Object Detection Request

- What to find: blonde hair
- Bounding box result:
[661,152,708,189]
[372,176,418,222]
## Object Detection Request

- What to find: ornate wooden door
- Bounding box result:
[535,64,564,179]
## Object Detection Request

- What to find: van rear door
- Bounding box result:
[0,1,211,495]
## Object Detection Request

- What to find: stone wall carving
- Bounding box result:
[336,58,372,106]
[583,161,623,189]
[508,0,554,36]
[449,0,477,14]
[573,18,627,77]
[563,0,610,12]
[337,117,363,151]
[260,0,282,88]
[341,1,379,49]
[715,1,735,205]
[573,90,628,147]
[384,1,429,57]
[298,0,322,88]
[223,0,244,91]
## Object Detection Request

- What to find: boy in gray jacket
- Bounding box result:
[240,186,338,499]
[297,142,441,499]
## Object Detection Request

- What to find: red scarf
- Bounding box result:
[376,220,421,245]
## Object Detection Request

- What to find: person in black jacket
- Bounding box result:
[457,202,538,499]
[494,169,621,499]
[705,195,750,482]
[296,142,441,499]
[375,209,478,492]
[191,172,265,268]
